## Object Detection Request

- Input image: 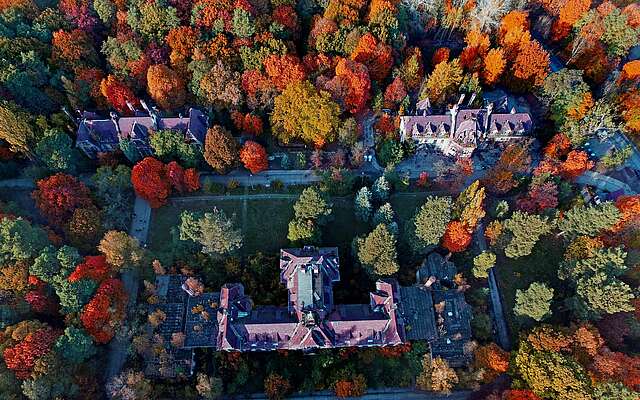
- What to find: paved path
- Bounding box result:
[576,170,634,194]
[0,178,35,188]
[476,222,511,351]
[201,169,321,186]
[104,196,151,382]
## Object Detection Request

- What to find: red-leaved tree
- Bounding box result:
[32,173,92,227]
[3,326,60,379]
[442,221,472,253]
[81,278,127,344]
[131,157,172,208]
[68,255,112,283]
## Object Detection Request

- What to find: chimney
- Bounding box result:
[126,101,136,113]
[110,112,122,137]
[449,104,459,138]
[484,102,493,138]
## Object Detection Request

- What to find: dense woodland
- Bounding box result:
[0,0,639,398]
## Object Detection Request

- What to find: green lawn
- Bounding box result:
[493,235,566,342]
[149,191,441,255]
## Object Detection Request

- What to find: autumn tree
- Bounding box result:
[0,101,39,159]
[146,64,186,111]
[329,58,371,114]
[453,180,486,230]
[32,173,92,227]
[460,30,490,72]
[271,81,340,147]
[203,125,238,174]
[264,373,291,400]
[513,341,592,400]
[356,223,399,276]
[199,61,243,110]
[420,59,463,105]
[239,140,268,174]
[474,343,510,383]
[98,231,144,270]
[483,48,506,86]
[416,356,459,394]
[131,157,172,208]
[442,221,472,253]
[100,75,138,114]
[81,278,127,344]
[106,370,152,400]
[351,32,393,82]
[542,69,592,127]
[509,39,550,91]
[264,54,306,91]
[2,321,60,379]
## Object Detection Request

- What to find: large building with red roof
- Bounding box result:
[145,246,473,377]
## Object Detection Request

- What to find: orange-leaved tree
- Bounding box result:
[146,64,186,111]
[239,140,268,174]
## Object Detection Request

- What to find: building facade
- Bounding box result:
[75,102,208,160]
[145,247,473,377]
[399,102,533,158]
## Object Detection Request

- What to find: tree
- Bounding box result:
[542,69,592,127]
[34,130,76,173]
[2,323,59,380]
[324,58,371,114]
[453,180,486,230]
[106,370,152,400]
[271,80,341,147]
[126,0,179,42]
[203,125,238,174]
[557,202,621,237]
[293,187,332,222]
[473,251,496,278]
[574,273,635,319]
[371,176,390,202]
[514,282,554,321]
[0,262,29,295]
[420,59,463,105]
[474,343,510,383]
[146,65,186,111]
[150,129,201,168]
[509,40,550,91]
[287,218,321,244]
[373,203,395,227]
[413,196,452,250]
[513,342,592,400]
[81,278,127,344]
[198,60,243,108]
[98,231,144,270]
[232,8,255,37]
[100,75,138,114]
[416,356,458,394]
[503,212,552,258]
[460,30,490,71]
[592,382,640,400]
[179,209,243,257]
[54,327,96,365]
[68,255,111,283]
[354,187,373,222]
[196,373,222,399]
[442,221,472,253]
[32,173,92,227]
[0,102,39,160]
[239,141,268,174]
[562,100,618,146]
[483,48,506,86]
[517,182,559,213]
[92,165,134,231]
[264,373,291,400]
[264,54,306,91]
[66,206,102,250]
[131,157,172,208]
[377,139,404,168]
[351,32,393,82]
[356,224,399,276]
[0,217,49,264]
[334,374,367,398]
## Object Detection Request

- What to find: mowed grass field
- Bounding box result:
[148,191,439,258]
[493,236,566,342]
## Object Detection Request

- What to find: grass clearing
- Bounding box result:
[493,235,566,342]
